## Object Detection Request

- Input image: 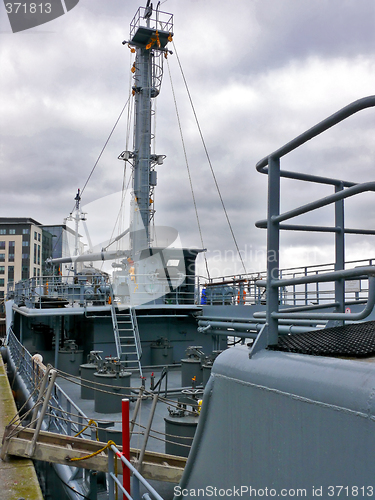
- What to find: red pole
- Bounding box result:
[122,398,131,498]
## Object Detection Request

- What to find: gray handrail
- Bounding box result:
[257,181,375,228]
[254,95,375,348]
[269,270,375,321]
[108,444,165,500]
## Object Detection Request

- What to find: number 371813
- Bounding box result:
[5,3,52,14]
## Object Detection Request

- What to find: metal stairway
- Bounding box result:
[111,304,143,376]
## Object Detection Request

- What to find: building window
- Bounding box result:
[8,266,14,281]
[22,241,29,247]
[9,229,15,235]
[0,266,4,275]
[22,253,29,259]
[22,266,29,279]
[0,279,4,286]
[0,291,4,299]
[34,267,37,277]
[0,229,6,235]
[0,254,4,262]
[34,231,37,240]
[9,241,15,262]
[34,243,37,264]
[38,233,41,241]
[37,245,40,265]
[0,241,5,250]
[22,229,29,234]
[37,268,40,277]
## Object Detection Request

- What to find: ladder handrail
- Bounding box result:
[109,284,143,375]
[109,301,122,359]
[129,306,142,362]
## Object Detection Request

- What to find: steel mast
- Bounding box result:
[124,3,173,258]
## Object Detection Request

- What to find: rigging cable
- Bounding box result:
[80,97,131,200]
[119,57,137,244]
[99,173,132,271]
[172,41,247,275]
[100,66,135,266]
[166,57,211,279]
[67,96,131,261]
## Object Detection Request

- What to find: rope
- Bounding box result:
[67,439,117,463]
[132,420,196,448]
[172,41,247,275]
[6,381,44,436]
[74,419,99,441]
[166,57,210,279]
[70,98,131,215]
[101,173,132,263]
[102,54,135,268]
[57,371,138,398]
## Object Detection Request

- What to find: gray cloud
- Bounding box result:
[1,0,374,278]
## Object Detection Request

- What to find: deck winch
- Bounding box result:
[150,337,173,365]
[164,387,203,458]
[181,346,206,387]
[93,356,131,413]
[58,340,83,377]
[80,350,103,400]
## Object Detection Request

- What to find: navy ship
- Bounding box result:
[2,2,375,499]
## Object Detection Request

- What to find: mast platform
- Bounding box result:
[129,6,173,48]
[131,26,172,48]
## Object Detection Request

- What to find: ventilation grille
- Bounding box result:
[269,321,375,357]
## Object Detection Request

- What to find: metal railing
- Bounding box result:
[253,95,375,348]
[7,329,90,437]
[196,256,375,308]
[7,273,111,309]
[6,329,166,500]
[8,271,198,308]
[130,6,173,40]
[7,261,375,312]
[108,443,164,500]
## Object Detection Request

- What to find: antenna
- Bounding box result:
[144,0,153,19]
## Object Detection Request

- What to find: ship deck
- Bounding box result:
[54,364,196,499]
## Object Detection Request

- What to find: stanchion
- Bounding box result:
[122,398,130,499]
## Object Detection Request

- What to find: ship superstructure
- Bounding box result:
[2,2,375,500]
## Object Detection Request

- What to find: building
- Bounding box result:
[0,218,43,300]
[42,224,79,262]
[42,224,84,274]
[0,218,79,300]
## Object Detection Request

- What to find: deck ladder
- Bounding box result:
[111,304,143,376]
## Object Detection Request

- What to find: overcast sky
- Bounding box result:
[1,0,375,278]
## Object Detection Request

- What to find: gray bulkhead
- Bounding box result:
[178,345,375,498]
